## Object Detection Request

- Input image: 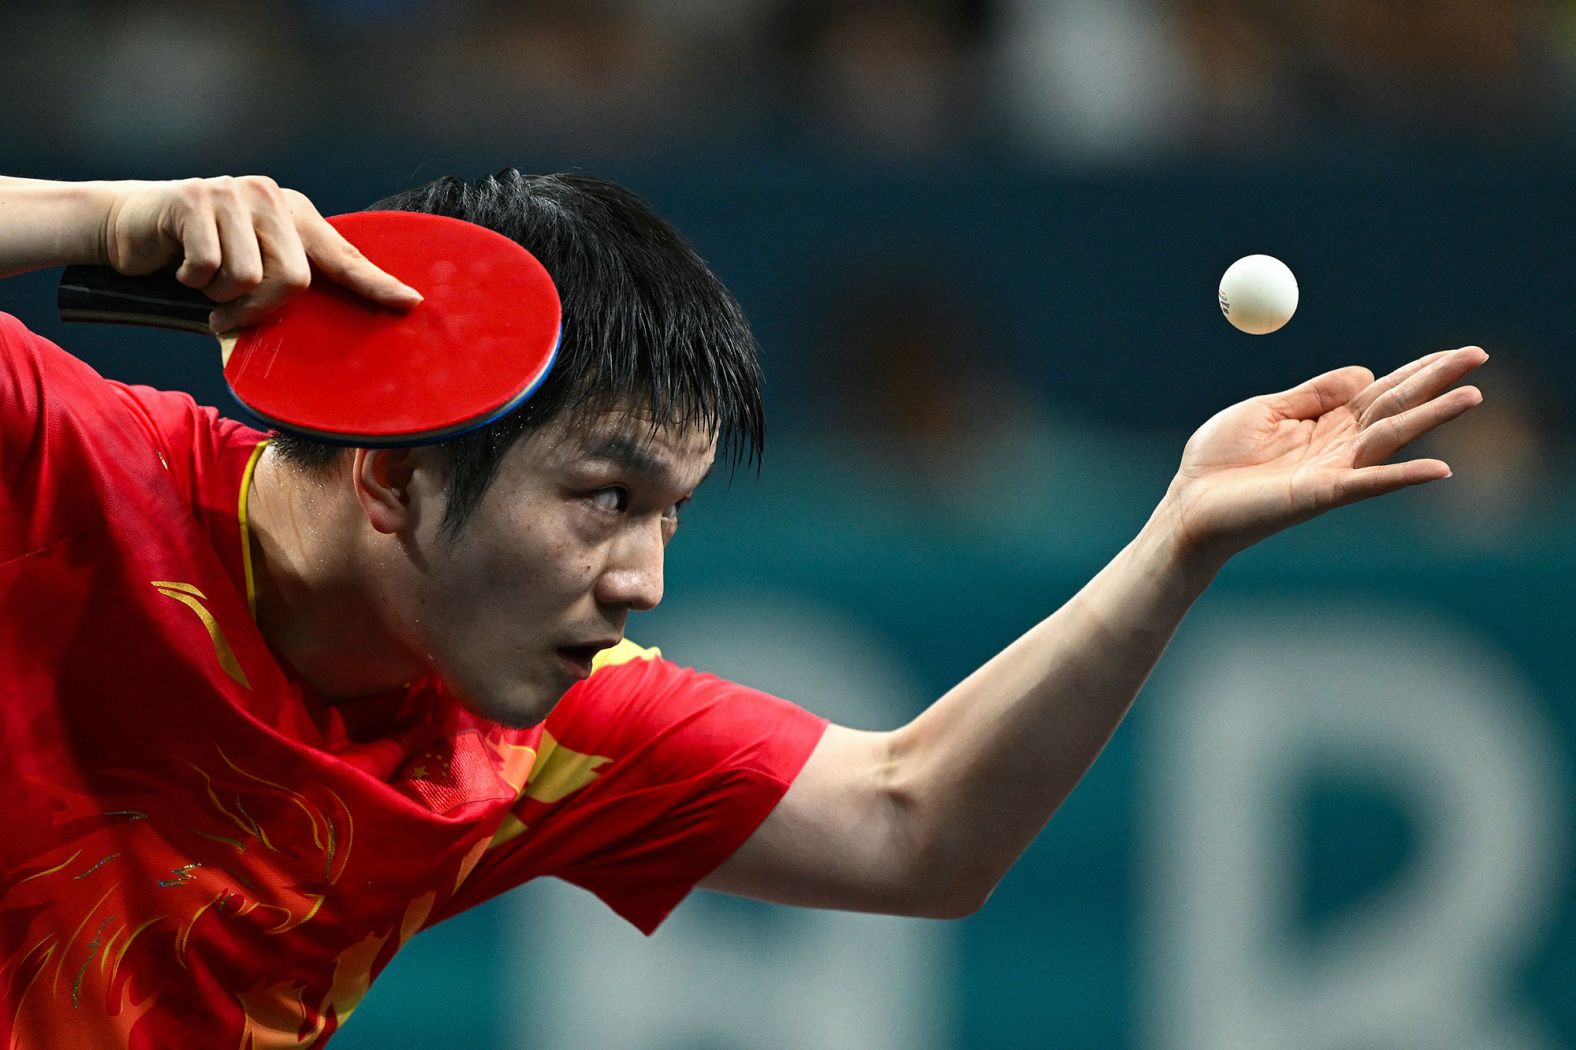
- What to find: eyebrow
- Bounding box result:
[583,435,714,491]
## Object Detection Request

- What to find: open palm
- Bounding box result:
[1167,346,1488,561]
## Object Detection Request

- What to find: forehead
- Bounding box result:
[529,407,719,485]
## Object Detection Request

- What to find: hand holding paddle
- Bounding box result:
[13,175,563,444]
[97,175,423,332]
[60,209,562,445]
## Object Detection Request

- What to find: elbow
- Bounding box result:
[890,827,1002,919]
[905,868,997,919]
[910,887,991,920]
[877,767,1002,919]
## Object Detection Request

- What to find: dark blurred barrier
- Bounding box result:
[5,150,1575,442]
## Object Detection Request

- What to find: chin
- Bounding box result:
[459,681,571,729]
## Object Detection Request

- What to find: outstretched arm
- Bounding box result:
[0,175,419,330]
[703,347,1487,917]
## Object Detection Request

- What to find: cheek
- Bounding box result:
[441,515,599,611]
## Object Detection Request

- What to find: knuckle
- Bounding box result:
[282,187,317,216]
[238,173,279,196]
[179,252,221,283]
[175,178,212,211]
[1375,388,1405,417]
[229,264,265,291]
[280,263,311,292]
[187,244,221,267]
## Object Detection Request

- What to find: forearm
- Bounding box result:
[0,177,116,278]
[889,497,1221,909]
[713,350,1481,918]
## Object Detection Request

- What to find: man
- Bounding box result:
[0,171,1485,1047]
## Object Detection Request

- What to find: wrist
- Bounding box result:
[1140,489,1230,593]
[0,178,123,275]
[74,180,130,267]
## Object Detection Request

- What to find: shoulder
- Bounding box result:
[0,311,248,462]
[103,380,267,513]
[0,311,118,423]
[547,638,829,782]
[0,311,267,551]
[0,313,169,555]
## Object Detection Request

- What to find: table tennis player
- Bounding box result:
[0,172,1487,1047]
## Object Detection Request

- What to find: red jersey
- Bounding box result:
[0,314,827,1049]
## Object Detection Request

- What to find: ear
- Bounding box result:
[351,447,444,536]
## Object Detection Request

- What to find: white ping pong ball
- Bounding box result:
[1218,254,1298,335]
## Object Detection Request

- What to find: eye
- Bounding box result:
[588,487,629,513]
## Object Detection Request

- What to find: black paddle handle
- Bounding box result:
[58,265,215,334]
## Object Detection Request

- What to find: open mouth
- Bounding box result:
[557,644,605,676]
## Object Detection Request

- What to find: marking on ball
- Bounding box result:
[1218,254,1298,335]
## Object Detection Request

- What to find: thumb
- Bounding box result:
[1268,365,1375,421]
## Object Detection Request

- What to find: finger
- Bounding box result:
[200,188,267,305]
[210,183,313,332]
[1268,365,1375,420]
[1330,458,1453,507]
[172,208,223,290]
[1347,349,1455,417]
[294,202,422,308]
[1357,346,1488,426]
[1352,384,1483,467]
[209,253,308,333]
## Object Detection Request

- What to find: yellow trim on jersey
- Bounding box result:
[589,638,660,674]
[487,813,528,851]
[484,729,619,852]
[151,580,205,599]
[522,730,612,804]
[154,587,252,689]
[238,440,270,623]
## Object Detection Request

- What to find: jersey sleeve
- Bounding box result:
[0,311,145,559]
[438,645,829,934]
[100,379,266,533]
[0,312,266,561]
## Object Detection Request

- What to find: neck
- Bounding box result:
[245,447,426,700]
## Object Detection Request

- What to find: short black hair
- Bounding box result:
[269,170,764,537]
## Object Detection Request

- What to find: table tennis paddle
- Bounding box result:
[57,211,562,445]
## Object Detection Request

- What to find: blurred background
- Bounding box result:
[3,1,1574,1046]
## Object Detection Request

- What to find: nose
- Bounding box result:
[595,522,665,612]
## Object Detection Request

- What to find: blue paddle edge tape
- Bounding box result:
[230,322,564,447]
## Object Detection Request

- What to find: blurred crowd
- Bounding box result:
[3,0,1574,164]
